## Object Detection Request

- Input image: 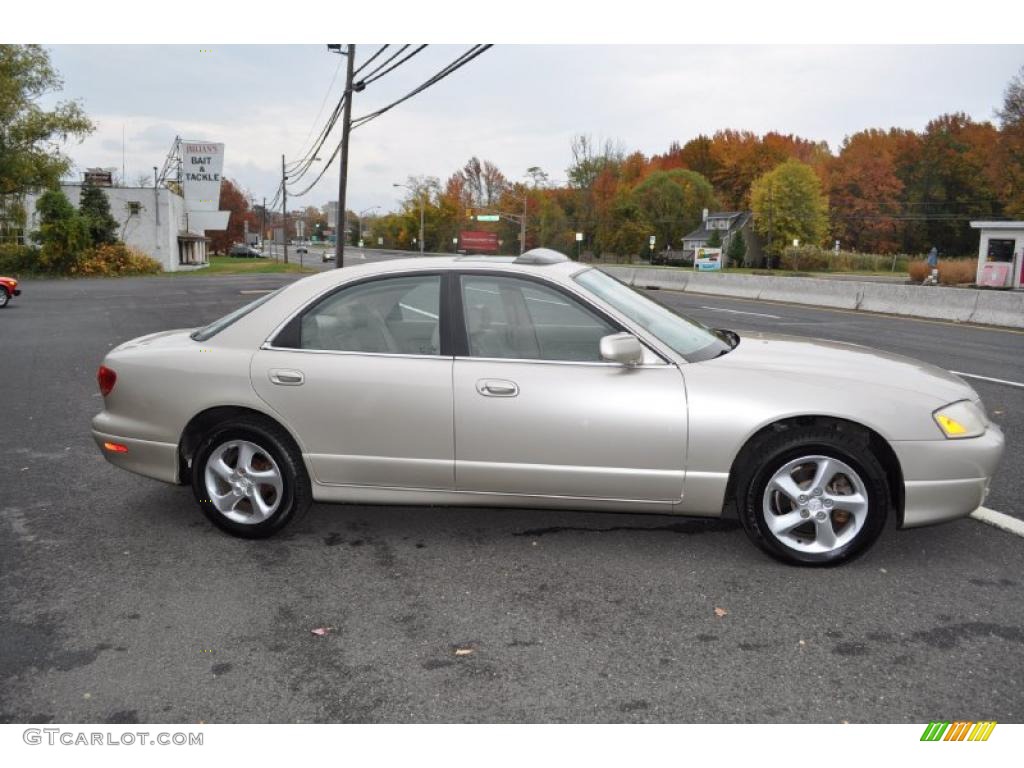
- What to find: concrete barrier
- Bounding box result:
[596,265,1023,328]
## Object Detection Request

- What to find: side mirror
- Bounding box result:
[600,332,644,366]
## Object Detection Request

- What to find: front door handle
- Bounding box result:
[476,378,518,397]
[269,368,304,386]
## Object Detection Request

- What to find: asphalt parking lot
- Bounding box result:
[1,265,1022,724]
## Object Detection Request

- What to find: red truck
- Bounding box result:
[0,276,21,308]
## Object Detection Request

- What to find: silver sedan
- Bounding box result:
[92,249,1004,565]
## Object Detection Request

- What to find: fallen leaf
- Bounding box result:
[713,607,728,618]
[310,627,332,637]
[798,639,806,646]
[454,648,474,656]
[879,568,887,574]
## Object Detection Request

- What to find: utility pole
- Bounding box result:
[418,192,425,255]
[261,197,267,254]
[520,191,527,254]
[334,44,356,269]
[281,154,289,264]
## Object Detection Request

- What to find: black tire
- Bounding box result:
[0,287,9,308]
[735,425,890,566]
[191,417,312,538]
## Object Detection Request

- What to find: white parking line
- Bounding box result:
[700,306,781,319]
[951,371,1024,389]
[970,506,1024,537]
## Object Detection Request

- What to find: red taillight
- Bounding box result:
[97,365,117,397]
[102,441,128,454]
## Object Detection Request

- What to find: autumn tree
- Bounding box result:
[997,65,1024,218]
[829,129,905,253]
[208,178,256,254]
[751,159,829,262]
[901,113,1003,255]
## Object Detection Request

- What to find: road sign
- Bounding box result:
[575,232,583,242]
[476,214,500,222]
[378,237,383,246]
[649,235,656,245]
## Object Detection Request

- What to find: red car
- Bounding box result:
[0,276,21,308]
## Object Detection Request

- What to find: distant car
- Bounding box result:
[0,276,21,308]
[91,248,1004,565]
[322,250,334,262]
[229,244,261,258]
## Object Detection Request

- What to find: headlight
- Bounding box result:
[933,400,987,439]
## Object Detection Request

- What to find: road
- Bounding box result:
[1,265,1021,724]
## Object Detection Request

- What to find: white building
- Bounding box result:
[24,183,210,272]
[970,221,1024,290]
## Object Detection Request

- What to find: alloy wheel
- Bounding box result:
[203,439,284,524]
[761,455,869,554]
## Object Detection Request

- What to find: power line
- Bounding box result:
[286,45,493,199]
[360,44,428,86]
[353,44,389,77]
[351,45,492,130]
[290,55,344,161]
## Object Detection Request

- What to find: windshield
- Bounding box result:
[190,288,283,342]
[574,268,733,362]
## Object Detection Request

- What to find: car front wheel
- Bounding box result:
[736,425,889,566]
[0,287,9,308]
[191,418,311,538]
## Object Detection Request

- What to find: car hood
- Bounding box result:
[706,331,977,405]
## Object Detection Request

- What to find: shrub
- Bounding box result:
[69,243,162,277]
[0,243,42,275]
[908,258,978,285]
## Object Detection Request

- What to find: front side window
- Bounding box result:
[460,274,615,361]
[574,268,731,362]
[298,274,441,354]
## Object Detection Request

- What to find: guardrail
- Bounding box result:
[599,266,1024,329]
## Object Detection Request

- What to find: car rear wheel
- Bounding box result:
[0,287,9,308]
[736,426,889,566]
[191,418,311,538]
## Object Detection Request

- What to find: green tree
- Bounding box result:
[78,178,118,245]
[706,228,722,248]
[726,229,747,264]
[631,169,717,252]
[751,159,829,264]
[0,45,94,197]
[33,188,89,272]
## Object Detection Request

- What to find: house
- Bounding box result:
[681,210,763,266]
[22,182,212,271]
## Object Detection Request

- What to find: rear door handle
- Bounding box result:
[269,369,304,386]
[476,379,518,397]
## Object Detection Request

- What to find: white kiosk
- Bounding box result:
[970,221,1024,290]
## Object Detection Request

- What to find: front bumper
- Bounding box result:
[92,429,179,484]
[891,424,1005,528]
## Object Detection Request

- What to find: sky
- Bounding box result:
[41,44,1024,214]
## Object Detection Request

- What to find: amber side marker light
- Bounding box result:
[103,442,128,454]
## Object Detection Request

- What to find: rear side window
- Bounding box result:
[190,288,282,342]
[291,274,441,355]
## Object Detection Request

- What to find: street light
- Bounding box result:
[358,205,379,246]
[393,183,425,255]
